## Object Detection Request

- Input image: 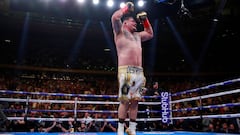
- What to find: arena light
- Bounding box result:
[107,0,114,7]
[137,0,145,7]
[120,2,125,9]
[92,0,99,5]
[77,0,85,3]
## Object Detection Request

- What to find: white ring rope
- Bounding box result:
[172,102,240,112]
[0,89,160,99]
[171,89,240,104]
[171,78,240,96]
[172,113,240,120]
[1,78,239,124]
[6,117,162,122]
[0,98,161,105]
[7,113,240,122]
[2,89,239,105]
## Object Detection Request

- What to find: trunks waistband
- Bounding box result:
[118,66,143,73]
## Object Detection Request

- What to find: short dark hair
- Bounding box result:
[153,81,158,85]
[122,13,136,22]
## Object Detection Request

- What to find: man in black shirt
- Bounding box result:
[0,102,8,126]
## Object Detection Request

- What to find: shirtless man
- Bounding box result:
[111,2,153,135]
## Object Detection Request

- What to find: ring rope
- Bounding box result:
[1,89,239,114]
[7,113,240,122]
[6,117,162,122]
[5,101,239,114]
[0,89,117,98]
[2,78,239,98]
[3,109,161,113]
[4,88,239,106]
[172,102,240,112]
[0,98,161,105]
[0,89,161,99]
[171,78,240,96]
[171,89,240,103]
[172,113,240,120]
[1,78,239,125]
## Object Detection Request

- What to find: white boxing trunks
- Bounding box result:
[118,66,146,101]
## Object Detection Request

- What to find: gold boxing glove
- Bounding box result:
[136,11,147,22]
[122,2,134,14]
[137,11,151,28]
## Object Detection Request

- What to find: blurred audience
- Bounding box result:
[0,71,239,133]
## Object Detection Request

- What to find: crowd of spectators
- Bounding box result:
[0,70,239,134]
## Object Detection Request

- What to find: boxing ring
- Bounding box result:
[0,131,238,135]
[0,78,240,135]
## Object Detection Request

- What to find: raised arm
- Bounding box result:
[137,12,154,42]
[111,2,134,35]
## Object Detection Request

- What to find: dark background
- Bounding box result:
[0,0,239,77]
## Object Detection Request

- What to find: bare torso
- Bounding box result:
[115,30,142,67]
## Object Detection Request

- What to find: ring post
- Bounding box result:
[24,96,30,121]
[199,89,203,129]
[73,97,78,132]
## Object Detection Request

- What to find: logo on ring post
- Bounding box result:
[161,92,171,124]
